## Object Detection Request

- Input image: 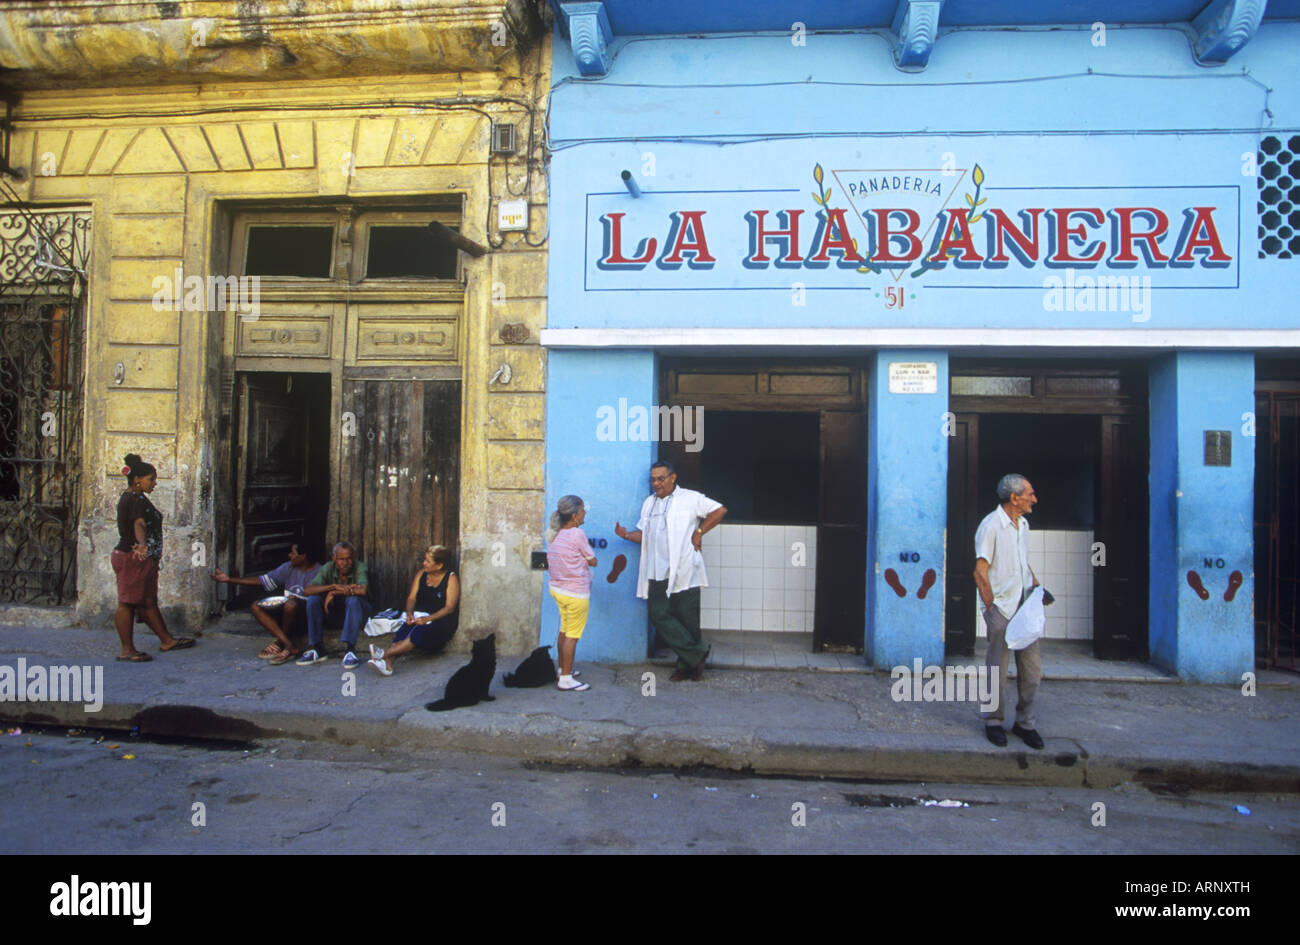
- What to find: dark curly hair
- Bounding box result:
[122,453,157,485]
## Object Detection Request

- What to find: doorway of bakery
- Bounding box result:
[945,362,1151,673]
[656,359,868,668]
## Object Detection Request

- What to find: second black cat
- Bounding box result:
[502,645,558,687]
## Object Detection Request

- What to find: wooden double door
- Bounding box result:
[234,374,460,611]
[337,379,461,609]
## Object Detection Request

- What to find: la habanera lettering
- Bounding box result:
[596,205,1233,272]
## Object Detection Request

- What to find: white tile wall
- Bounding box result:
[976,528,1093,640]
[700,523,816,632]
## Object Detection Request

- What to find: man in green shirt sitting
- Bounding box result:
[297,541,372,668]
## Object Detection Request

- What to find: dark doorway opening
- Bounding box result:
[1255,388,1300,672]
[977,415,1098,530]
[946,362,1149,662]
[974,414,1098,647]
[658,359,868,654]
[699,411,819,524]
[228,372,331,608]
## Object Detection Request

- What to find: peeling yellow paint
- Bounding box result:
[3,7,552,653]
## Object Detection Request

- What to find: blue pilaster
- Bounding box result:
[1148,352,1255,682]
[542,348,657,663]
[865,350,950,669]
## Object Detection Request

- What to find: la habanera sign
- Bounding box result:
[584,164,1239,292]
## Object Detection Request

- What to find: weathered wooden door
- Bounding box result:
[1095,414,1149,660]
[235,374,323,576]
[945,413,980,656]
[339,380,460,610]
[815,410,867,651]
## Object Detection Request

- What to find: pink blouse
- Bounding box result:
[547,527,595,597]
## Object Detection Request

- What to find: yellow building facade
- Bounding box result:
[0,0,551,652]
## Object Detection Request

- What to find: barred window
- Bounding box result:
[1258,135,1300,259]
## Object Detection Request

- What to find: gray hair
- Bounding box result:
[550,494,585,531]
[996,474,1029,503]
[331,540,355,556]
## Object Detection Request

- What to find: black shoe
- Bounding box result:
[688,645,711,681]
[985,725,1007,747]
[1012,723,1044,750]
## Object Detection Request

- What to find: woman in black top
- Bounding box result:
[367,544,459,676]
[111,454,194,661]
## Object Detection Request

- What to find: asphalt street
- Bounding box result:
[3,727,1296,855]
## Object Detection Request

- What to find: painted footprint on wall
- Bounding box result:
[1224,570,1243,601]
[883,568,938,598]
[606,554,627,584]
[1186,570,1210,600]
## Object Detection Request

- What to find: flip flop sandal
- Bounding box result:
[116,652,153,662]
[161,638,196,652]
[269,650,299,666]
[257,644,284,660]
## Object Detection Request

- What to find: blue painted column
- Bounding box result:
[1148,352,1255,682]
[865,350,949,669]
[542,348,657,663]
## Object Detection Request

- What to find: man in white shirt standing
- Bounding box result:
[972,473,1044,750]
[616,461,727,681]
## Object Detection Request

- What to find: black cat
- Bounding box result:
[425,634,496,712]
[502,645,558,688]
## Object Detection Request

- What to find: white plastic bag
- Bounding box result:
[363,613,429,637]
[1004,586,1046,651]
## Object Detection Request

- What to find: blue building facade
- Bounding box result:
[540,1,1300,681]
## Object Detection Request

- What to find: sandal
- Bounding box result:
[116,652,153,662]
[257,643,284,660]
[160,638,196,652]
[268,649,300,666]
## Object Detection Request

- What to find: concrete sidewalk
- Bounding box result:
[1,620,1298,792]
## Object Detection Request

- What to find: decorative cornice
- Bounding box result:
[539,327,1300,350]
[0,0,544,89]
[1189,0,1266,65]
[560,2,612,77]
[890,0,943,71]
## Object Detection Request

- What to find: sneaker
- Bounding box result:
[368,658,393,677]
[296,649,328,666]
[341,651,360,669]
[557,675,589,692]
[368,643,386,662]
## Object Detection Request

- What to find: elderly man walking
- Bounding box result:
[973,474,1044,750]
[615,461,727,681]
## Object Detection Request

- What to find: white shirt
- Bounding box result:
[634,486,723,598]
[974,505,1034,620]
[644,493,673,580]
